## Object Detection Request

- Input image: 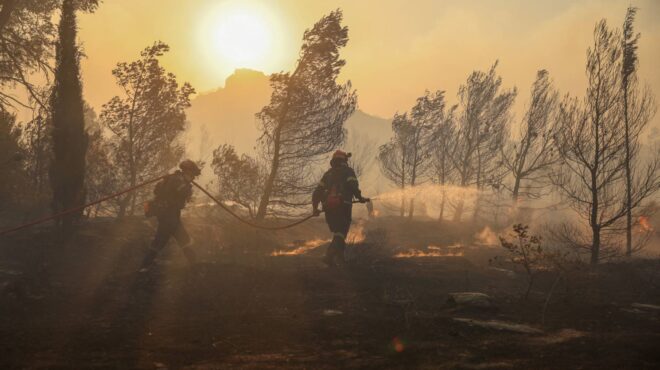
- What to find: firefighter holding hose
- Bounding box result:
[141,160,201,271]
[312,150,369,267]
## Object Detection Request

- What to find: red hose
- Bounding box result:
[0,175,168,236]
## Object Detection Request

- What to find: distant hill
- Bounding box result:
[344,110,391,145]
[185,68,271,161]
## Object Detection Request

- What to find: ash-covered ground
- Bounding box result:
[1,215,659,369]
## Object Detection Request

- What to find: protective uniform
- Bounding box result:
[312,150,365,267]
[141,160,200,269]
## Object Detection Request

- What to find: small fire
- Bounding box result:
[347,220,366,244]
[394,244,464,258]
[474,226,499,246]
[638,216,653,232]
[271,239,330,256]
[371,209,381,217]
[391,337,405,353]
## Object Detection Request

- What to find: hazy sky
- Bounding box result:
[70,0,659,124]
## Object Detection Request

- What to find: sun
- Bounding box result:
[199,2,284,74]
[213,10,271,66]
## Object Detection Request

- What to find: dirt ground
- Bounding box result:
[1,215,659,369]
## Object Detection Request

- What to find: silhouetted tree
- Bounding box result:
[501,70,559,202]
[49,0,87,233]
[83,103,115,217]
[379,113,415,216]
[553,19,659,264]
[378,91,447,218]
[449,62,516,221]
[430,104,457,222]
[0,108,28,211]
[406,90,447,217]
[255,10,357,219]
[101,42,194,217]
[0,0,99,109]
[21,103,51,204]
[211,144,264,218]
[620,6,658,256]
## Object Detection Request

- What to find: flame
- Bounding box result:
[638,216,653,232]
[371,209,381,217]
[347,220,366,244]
[391,337,405,353]
[395,244,464,258]
[270,239,329,256]
[474,226,498,246]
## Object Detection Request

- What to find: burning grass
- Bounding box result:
[394,244,464,258]
[270,238,330,256]
[638,216,653,232]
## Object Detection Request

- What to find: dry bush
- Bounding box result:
[493,224,573,299]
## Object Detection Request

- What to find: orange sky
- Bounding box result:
[19,0,660,128]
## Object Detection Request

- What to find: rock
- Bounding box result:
[447,292,494,309]
[536,329,586,344]
[323,309,343,316]
[631,303,660,311]
[487,267,516,278]
[453,318,543,334]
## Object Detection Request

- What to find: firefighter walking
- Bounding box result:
[141,160,201,271]
[312,150,369,267]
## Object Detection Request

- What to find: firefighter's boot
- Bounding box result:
[140,247,159,272]
[335,236,347,266]
[323,236,341,267]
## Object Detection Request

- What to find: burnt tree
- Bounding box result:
[255,10,356,219]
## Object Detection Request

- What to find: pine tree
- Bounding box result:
[255,10,356,219]
[49,0,87,233]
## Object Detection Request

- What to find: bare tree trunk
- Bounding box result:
[257,124,282,220]
[473,147,482,222]
[453,200,464,222]
[438,188,446,222]
[624,86,633,256]
[399,184,406,217]
[591,224,600,264]
[118,196,129,218]
[590,167,600,264]
[512,177,521,201]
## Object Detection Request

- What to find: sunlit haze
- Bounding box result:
[199,2,282,72]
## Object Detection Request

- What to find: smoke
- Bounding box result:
[474,226,499,246]
[371,183,482,218]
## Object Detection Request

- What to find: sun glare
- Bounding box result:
[214,10,270,65]
[199,2,284,75]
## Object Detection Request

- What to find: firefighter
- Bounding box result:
[312,150,369,267]
[140,160,201,271]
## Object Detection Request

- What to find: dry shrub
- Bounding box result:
[493,224,577,300]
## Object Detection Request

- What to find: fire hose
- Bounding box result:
[192,181,371,231]
[0,175,372,236]
[0,174,169,236]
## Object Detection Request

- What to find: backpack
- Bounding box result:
[144,176,172,217]
[323,169,345,211]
